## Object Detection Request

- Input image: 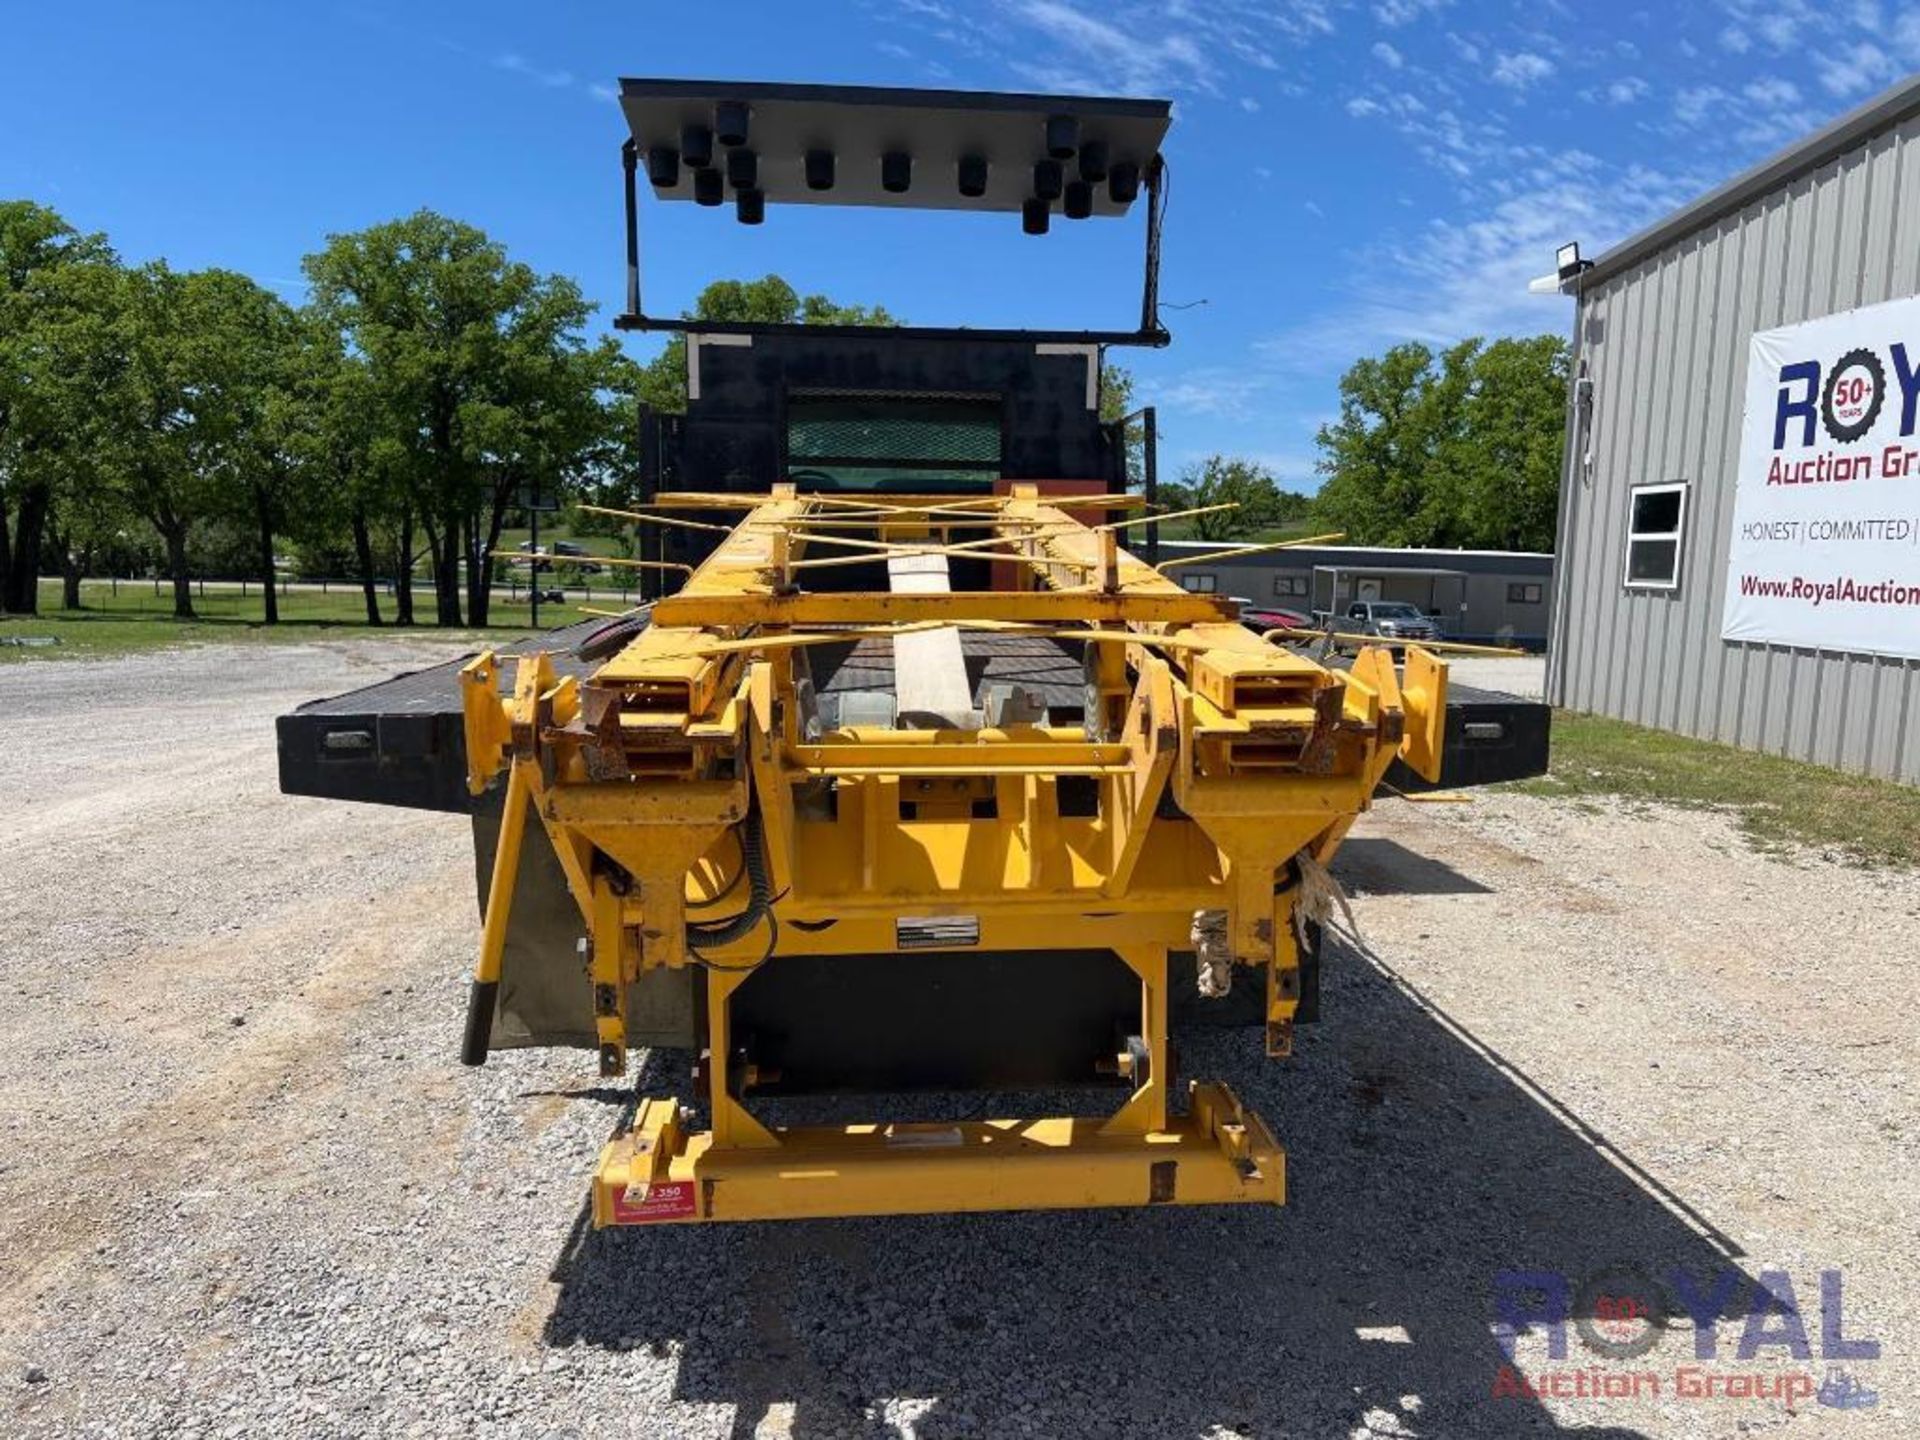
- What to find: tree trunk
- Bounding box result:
[60,539,84,610]
[1,481,50,615]
[433,510,463,627]
[351,505,381,626]
[163,523,195,620]
[255,488,279,625]
[464,512,490,628]
[0,500,12,611]
[471,493,511,630]
[395,507,416,626]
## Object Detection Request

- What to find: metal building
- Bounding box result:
[1547,73,1920,782]
[1160,541,1555,648]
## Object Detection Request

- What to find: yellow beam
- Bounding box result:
[591,1081,1282,1225]
[649,589,1231,628]
[577,503,737,534]
[1154,533,1346,570]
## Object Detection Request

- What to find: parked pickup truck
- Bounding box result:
[1335,600,1443,648]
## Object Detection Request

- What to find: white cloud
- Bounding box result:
[1374,0,1446,25]
[1372,41,1404,68]
[1813,40,1899,96]
[1742,75,1800,107]
[1240,95,1262,111]
[1674,85,1729,125]
[1604,75,1649,105]
[967,0,1344,97]
[1490,51,1555,90]
[1252,161,1697,379]
[1304,199,1326,217]
[1718,25,1752,53]
[492,52,573,88]
[1347,96,1385,117]
[586,82,618,104]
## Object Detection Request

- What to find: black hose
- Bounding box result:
[686,805,770,951]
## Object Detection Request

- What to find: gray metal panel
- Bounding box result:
[1550,107,1920,784]
[618,78,1168,215]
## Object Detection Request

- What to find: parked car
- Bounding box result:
[515,539,603,574]
[1237,603,1313,635]
[550,540,602,573]
[1341,599,1443,649]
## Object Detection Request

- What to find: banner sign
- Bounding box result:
[1722,294,1920,658]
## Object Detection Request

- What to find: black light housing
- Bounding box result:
[1556,241,1592,282]
[1022,196,1050,235]
[646,146,680,188]
[957,154,989,198]
[804,148,836,191]
[1107,160,1141,204]
[714,99,750,147]
[1078,139,1109,182]
[680,123,713,169]
[1045,113,1079,159]
[736,188,765,225]
[692,166,724,206]
[1063,179,1093,220]
[726,147,758,190]
[1033,158,1063,201]
[881,151,913,193]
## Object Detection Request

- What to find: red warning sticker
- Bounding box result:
[612,1180,698,1224]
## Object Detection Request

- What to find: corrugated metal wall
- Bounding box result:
[1548,109,1920,783]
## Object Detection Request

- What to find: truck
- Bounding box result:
[278,78,1549,1227]
[1338,599,1444,650]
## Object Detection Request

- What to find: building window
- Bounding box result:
[1624,482,1688,590]
[1180,573,1217,593]
[1272,573,1309,598]
[1506,582,1544,605]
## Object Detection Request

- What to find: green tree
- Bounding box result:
[286,330,399,624]
[0,201,120,614]
[1163,455,1301,541]
[94,263,280,619]
[192,273,306,622]
[1313,335,1568,551]
[304,211,618,625]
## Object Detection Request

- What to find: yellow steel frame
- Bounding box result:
[460,487,1447,1225]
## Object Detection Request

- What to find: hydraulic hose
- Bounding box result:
[685,805,770,953]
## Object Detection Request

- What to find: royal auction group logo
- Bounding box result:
[1772,338,1917,451]
[1491,1265,1881,1411]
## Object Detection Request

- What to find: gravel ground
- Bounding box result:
[1,641,1913,1439]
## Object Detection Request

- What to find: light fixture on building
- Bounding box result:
[1556,241,1592,281]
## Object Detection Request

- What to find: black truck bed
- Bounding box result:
[277,624,1549,812]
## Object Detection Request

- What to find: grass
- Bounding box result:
[1,578,637,662]
[1511,710,1920,867]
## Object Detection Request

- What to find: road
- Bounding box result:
[0,641,1911,1438]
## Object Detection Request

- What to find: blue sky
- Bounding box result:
[4,2,1915,485]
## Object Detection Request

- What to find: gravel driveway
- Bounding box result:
[1,641,1912,1439]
